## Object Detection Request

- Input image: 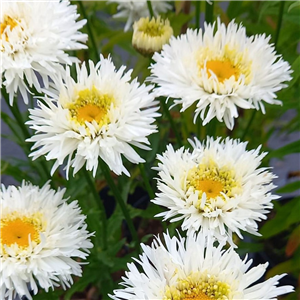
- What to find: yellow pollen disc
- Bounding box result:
[140,19,164,37]
[183,291,211,300]
[164,273,231,300]
[132,17,173,57]
[68,86,114,127]
[206,60,238,83]
[1,15,18,40]
[1,217,40,248]
[77,104,106,123]
[197,179,224,199]
[186,160,241,211]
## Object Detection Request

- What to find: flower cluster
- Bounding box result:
[1,1,296,300]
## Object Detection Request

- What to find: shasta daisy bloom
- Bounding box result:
[109,0,172,32]
[26,55,159,178]
[0,181,93,300]
[132,16,173,56]
[152,137,278,244]
[1,0,87,105]
[110,232,294,300]
[150,18,292,130]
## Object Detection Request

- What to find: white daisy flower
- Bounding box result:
[150,18,292,130]
[109,0,172,32]
[26,55,159,179]
[1,0,87,105]
[0,181,93,300]
[110,232,294,300]
[152,137,278,244]
[132,16,173,56]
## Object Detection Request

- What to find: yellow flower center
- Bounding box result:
[0,213,43,253]
[132,17,173,56]
[186,160,241,210]
[197,45,252,92]
[139,18,165,37]
[68,86,114,126]
[164,273,231,300]
[206,60,239,83]
[1,15,18,41]
[196,179,224,199]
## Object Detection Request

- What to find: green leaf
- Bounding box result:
[33,289,63,300]
[260,197,300,238]
[288,1,300,12]
[227,1,247,19]
[277,181,300,194]
[286,224,300,256]
[286,56,300,90]
[1,160,33,183]
[266,257,300,279]
[268,140,300,159]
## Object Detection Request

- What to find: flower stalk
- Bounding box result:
[205,0,214,24]
[77,1,99,61]
[98,158,139,250]
[82,169,108,250]
[274,1,285,47]
[139,163,155,200]
[195,1,201,29]
[160,97,182,147]
[147,1,154,18]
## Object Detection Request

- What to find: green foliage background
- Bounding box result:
[1,1,300,299]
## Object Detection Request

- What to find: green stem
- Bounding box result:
[195,1,201,29]
[139,163,155,200]
[274,1,285,47]
[241,110,257,141]
[180,109,190,141]
[197,116,202,139]
[205,0,214,24]
[77,1,99,61]
[160,98,182,147]
[82,169,107,250]
[206,118,218,138]
[147,1,155,18]
[98,158,139,249]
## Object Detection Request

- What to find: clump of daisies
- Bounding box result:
[150,17,292,129]
[26,55,160,179]
[108,0,172,31]
[152,137,278,245]
[132,16,173,56]
[0,181,93,300]
[110,232,294,300]
[1,0,87,105]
